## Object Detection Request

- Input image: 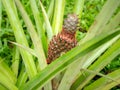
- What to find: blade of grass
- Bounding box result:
[82,35,120,68]
[29,0,48,55]
[9,41,37,57]
[80,68,119,83]
[102,78,120,90]
[14,0,47,69]
[2,0,37,78]
[0,84,7,90]
[20,29,120,90]
[84,69,120,90]
[0,0,2,30]
[73,0,85,17]
[72,38,120,90]
[47,0,55,22]
[10,0,18,16]
[16,66,28,88]
[39,0,53,41]
[52,0,65,35]
[0,72,18,90]
[102,11,120,33]
[0,57,17,84]
[11,46,20,77]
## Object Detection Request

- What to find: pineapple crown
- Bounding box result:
[63,14,79,33]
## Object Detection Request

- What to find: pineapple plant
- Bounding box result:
[47,14,79,64]
[0,0,120,90]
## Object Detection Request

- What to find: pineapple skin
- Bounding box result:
[47,14,79,64]
[47,28,77,64]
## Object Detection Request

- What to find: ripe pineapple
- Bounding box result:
[47,14,79,64]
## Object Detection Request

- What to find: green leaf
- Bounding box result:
[47,0,55,21]
[59,0,120,89]
[16,66,28,88]
[9,41,37,57]
[2,0,37,78]
[102,11,120,33]
[14,0,47,69]
[39,0,53,41]
[20,29,120,90]
[11,47,20,77]
[0,72,18,90]
[73,0,85,17]
[84,69,120,90]
[0,84,7,90]
[71,38,120,89]
[52,0,66,35]
[80,0,120,43]
[0,58,18,90]
[29,0,48,54]
[0,0,2,29]
[0,57,16,84]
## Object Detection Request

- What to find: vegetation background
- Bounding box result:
[0,0,120,90]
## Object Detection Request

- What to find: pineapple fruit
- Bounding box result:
[47,14,79,64]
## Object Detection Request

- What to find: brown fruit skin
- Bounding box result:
[47,28,77,64]
[47,14,79,64]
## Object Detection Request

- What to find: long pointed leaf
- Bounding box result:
[11,47,20,77]
[0,57,16,84]
[29,0,48,54]
[2,0,37,78]
[47,0,55,21]
[52,0,65,35]
[60,0,120,89]
[0,72,18,90]
[84,69,120,90]
[0,58,18,90]
[39,0,53,41]
[80,0,120,42]
[9,41,37,57]
[14,0,47,69]
[73,0,85,17]
[20,29,120,90]
[16,66,28,88]
[72,38,120,89]
[102,11,120,33]
[0,0,2,29]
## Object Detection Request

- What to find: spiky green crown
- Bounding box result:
[63,14,79,33]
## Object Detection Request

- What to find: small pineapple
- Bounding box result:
[47,14,79,64]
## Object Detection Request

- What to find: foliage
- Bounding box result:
[0,0,120,90]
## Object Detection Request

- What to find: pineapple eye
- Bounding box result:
[63,13,79,32]
[47,13,78,64]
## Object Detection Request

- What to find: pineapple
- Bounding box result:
[47,14,79,64]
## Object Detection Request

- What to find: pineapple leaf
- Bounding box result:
[20,29,120,90]
[14,0,47,69]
